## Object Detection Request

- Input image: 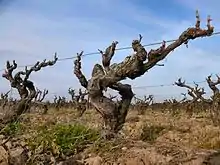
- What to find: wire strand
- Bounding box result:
[133,80,207,89]
[0,31,220,92]
[1,31,220,72]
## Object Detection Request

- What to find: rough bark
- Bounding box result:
[1,54,58,124]
[68,88,88,117]
[175,78,206,101]
[73,11,214,133]
[206,74,220,125]
[134,95,154,114]
[34,88,48,102]
[175,78,207,115]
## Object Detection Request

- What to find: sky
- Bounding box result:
[0,0,220,102]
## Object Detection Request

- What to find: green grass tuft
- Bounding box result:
[27,123,100,156]
[1,121,23,136]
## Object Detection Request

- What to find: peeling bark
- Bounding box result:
[206,74,220,125]
[74,11,214,133]
[1,54,58,124]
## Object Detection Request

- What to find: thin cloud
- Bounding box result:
[0,0,219,101]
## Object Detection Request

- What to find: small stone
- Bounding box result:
[4,142,12,150]
[0,135,5,140]
[57,156,83,165]
[20,141,26,147]
[9,147,28,165]
[93,156,102,165]
[0,146,9,165]
[121,147,127,151]
[85,156,102,165]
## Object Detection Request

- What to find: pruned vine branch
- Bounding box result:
[1,54,58,124]
[73,11,214,134]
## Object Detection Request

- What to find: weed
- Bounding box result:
[27,123,100,156]
[140,124,166,143]
[1,121,23,136]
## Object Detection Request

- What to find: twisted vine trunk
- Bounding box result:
[74,11,214,133]
[1,55,58,126]
[206,75,220,125]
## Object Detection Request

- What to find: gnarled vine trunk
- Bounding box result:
[206,75,220,125]
[73,11,214,133]
[1,54,58,126]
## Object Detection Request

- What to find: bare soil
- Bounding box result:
[1,108,220,165]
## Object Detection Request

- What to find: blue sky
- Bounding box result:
[0,0,220,101]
